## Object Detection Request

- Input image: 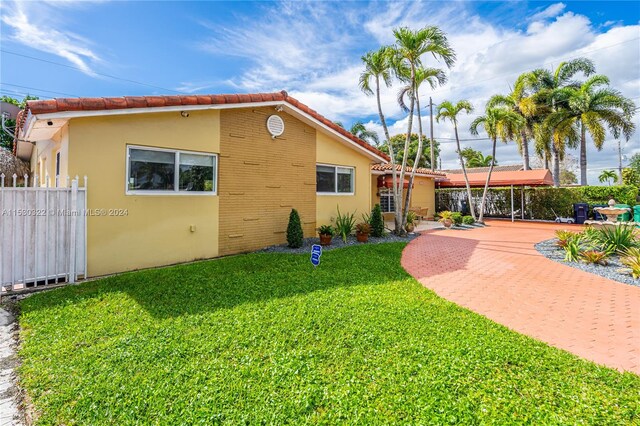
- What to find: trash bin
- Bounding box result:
[615,204,631,222]
[573,203,588,225]
[634,205,640,223]
[592,204,607,220]
[460,200,469,216]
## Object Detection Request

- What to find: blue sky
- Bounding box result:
[1,1,639,183]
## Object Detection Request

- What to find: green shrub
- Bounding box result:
[370,204,385,238]
[621,247,640,279]
[462,215,475,225]
[555,230,580,248]
[451,212,463,225]
[406,211,417,225]
[438,211,453,222]
[286,209,304,248]
[317,224,334,236]
[579,250,609,266]
[436,185,639,220]
[563,237,583,262]
[335,206,356,243]
[592,225,638,254]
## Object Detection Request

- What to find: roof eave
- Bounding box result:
[25,100,388,163]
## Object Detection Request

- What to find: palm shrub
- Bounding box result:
[555,230,579,248]
[580,250,609,266]
[335,206,356,243]
[592,225,638,253]
[286,209,304,248]
[370,204,385,238]
[563,236,583,262]
[620,247,640,279]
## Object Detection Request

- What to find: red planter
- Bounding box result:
[319,234,333,246]
[356,232,369,243]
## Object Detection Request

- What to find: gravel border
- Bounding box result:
[535,238,639,287]
[259,232,419,254]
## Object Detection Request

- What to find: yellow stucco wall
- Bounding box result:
[218,107,316,256]
[410,176,436,220]
[316,132,373,226]
[371,174,436,221]
[30,124,68,186]
[67,110,220,277]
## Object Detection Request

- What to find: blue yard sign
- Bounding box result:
[310,244,322,267]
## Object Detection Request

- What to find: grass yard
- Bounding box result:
[17,243,640,424]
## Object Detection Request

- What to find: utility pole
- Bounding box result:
[618,139,624,184]
[429,97,435,170]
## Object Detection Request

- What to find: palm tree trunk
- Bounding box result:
[455,124,476,220]
[375,76,400,232]
[543,151,549,170]
[397,66,416,235]
[520,130,530,170]
[579,120,587,186]
[552,144,560,187]
[403,83,425,227]
[478,137,498,223]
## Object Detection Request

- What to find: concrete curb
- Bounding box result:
[0,309,24,426]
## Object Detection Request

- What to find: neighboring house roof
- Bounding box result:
[16,91,389,162]
[442,164,524,174]
[371,163,446,178]
[438,169,553,188]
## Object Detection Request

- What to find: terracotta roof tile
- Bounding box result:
[439,169,553,187]
[25,91,389,161]
[124,96,147,108]
[104,98,128,109]
[371,163,446,177]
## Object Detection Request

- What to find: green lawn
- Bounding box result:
[17,243,639,424]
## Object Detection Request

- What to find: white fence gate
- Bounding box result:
[0,174,87,293]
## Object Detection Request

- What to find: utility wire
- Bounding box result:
[1,49,185,95]
[0,83,78,97]
[0,88,54,100]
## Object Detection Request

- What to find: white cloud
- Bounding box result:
[529,3,566,22]
[1,1,101,76]
[198,2,638,185]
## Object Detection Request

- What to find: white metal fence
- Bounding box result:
[0,174,87,293]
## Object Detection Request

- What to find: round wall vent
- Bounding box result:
[266,115,285,138]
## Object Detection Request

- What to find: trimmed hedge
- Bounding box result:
[436,185,639,221]
[286,209,304,248]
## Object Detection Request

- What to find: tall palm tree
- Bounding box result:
[599,169,617,186]
[436,100,475,220]
[470,107,523,223]
[397,66,447,224]
[349,121,381,147]
[360,46,401,230]
[466,153,496,167]
[392,26,455,232]
[487,72,537,170]
[525,58,595,186]
[545,75,636,185]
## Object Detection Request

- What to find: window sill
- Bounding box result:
[316,192,355,196]
[126,191,218,196]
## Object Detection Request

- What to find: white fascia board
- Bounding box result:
[32,101,283,121]
[27,100,387,163]
[281,104,387,163]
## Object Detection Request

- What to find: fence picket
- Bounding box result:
[0,176,87,293]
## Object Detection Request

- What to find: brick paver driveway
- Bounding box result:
[401,220,640,374]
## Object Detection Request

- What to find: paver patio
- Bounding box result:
[401,220,640,374]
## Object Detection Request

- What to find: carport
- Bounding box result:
[437,169,554,222]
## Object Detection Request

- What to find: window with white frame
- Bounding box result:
[127,146,217,194]
[379,189,395,213]
[316,164,354,194]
